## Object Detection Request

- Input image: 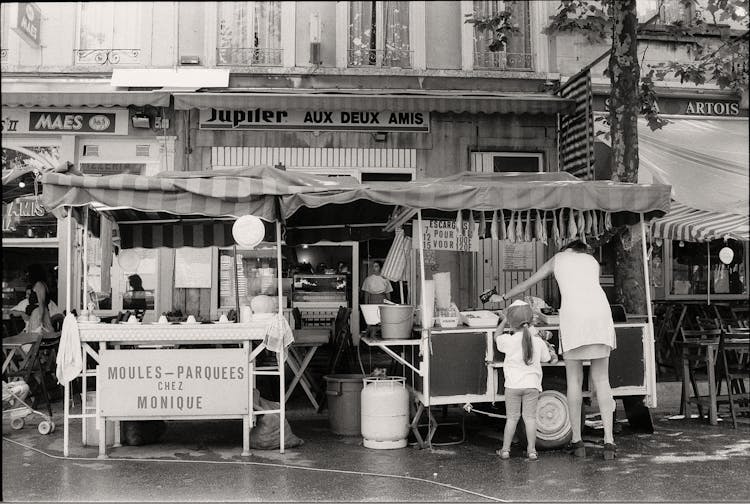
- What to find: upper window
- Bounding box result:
[348,1,411,68]
[217,1,282,66]
[472,1,532,71]
[637,0,694,24]
[1,4,8,62]
[76,2,142,65]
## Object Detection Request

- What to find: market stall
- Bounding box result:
[41,166,359,457]
[281,171,672,447]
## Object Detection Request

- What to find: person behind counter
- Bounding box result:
[495,300,557,461]
[490,240,617,460]
[361,260,392,304]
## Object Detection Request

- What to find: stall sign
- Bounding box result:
[199,108,430,132]
[503,242,535,270]
[413,219,480,252]
[13,3,41,47]
[99,348,249,417]
[1,108,128,135]
[3,195,45,231]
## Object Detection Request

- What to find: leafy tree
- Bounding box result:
[467,0,748,313]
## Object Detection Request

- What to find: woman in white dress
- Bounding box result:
[491,240,617,459]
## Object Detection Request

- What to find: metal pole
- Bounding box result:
[63,208,73,457]
[417,211,427,323]
[640,214,657,408]
[233,244,240,319]
[83,210,88,313]
[276,220,285,454]
[706,242,711,306]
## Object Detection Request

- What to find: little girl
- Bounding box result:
[495,300,558,460]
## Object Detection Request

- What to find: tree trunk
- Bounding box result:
[609,0,646,314]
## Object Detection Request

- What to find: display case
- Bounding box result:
[292,274,347,309]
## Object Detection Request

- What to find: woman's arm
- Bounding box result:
[490,255,557,302]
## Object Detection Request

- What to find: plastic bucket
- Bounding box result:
[379,304,414,340]
[324,374,365,436]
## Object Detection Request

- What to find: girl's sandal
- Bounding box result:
[496,449,511,459]
[565,441,586,458]
[603,443,617,460]
[527,451,538,461]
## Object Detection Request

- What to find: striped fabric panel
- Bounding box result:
[117,221,237,249]
[651,202,750,242]
[558,70,595,179]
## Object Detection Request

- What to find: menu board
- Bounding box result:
[175,248,212,288]
[413,219,480,252]
[503,242,534,270]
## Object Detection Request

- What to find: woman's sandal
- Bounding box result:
[603,443,617,460]
[527,451,538,461]
[496,448,511,459]
[565,441,586,458]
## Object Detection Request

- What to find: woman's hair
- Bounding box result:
[128,274,144,291]
[521,323,534,366]
[561,240,591,254]
[26,291,39,316]
[373,260,383,268]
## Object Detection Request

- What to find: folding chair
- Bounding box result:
[3,332,59,417]
[316,307,355,412]
[679,328,722,425]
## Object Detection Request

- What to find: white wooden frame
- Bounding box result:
[336,0,426,69]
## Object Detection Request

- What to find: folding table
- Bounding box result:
[286,328,330,409]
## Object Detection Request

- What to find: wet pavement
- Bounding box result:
[3,382,750,502]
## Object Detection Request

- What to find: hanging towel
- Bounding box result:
[479,211,486,239]
[490,210,499,240]
[265,313,295,359]
[381,228,412,282]
[56,313,82,386]
[507,212,516,243]
[524,210,532,242]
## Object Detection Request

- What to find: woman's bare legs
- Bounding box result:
[589,356,616,445]
[564,359,584,443]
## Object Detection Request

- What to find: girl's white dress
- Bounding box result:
[553,250,616,359]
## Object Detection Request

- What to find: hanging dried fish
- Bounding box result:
[468,211,476,238]
[576,210,585,241]
[541,210,548,244]
[585,210,593,235]
[552,209,561,246]
[568,208,578,239]
[604,211,612,230]
[516,211,526,242]
[535,210,543,243]
[591,210,602,238]
[479,211,486,239]
[524,210,532,242]
[499,210,507,240]
[558,208,566,241]
[507,211,516,243]
[491,210,499,240]
[456,210,463,236]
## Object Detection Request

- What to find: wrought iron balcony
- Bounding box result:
[347,48,413,69]
[216,47,283,66]
[474,51,533,71]
[74,48,141,65]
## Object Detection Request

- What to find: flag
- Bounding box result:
[558,69,595,179]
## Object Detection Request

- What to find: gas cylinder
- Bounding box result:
[360,377,410,449]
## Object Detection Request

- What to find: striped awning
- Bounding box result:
[1,91,170,108]
[173,90,575,115]
[651,201,749,242]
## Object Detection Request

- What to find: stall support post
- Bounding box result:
[83,210,88,313]
[242,340,251,457]
[706,242,711,305]
[63,208,73,457]
[640,214,658,408]
[276,220,285,454]
[417,211,427,324]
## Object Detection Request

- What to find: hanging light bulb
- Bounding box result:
[678,240,685,247]
[18,181,26,188]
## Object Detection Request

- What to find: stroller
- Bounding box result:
[2,379,55,434]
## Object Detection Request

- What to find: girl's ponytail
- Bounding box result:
[522,323,533,365]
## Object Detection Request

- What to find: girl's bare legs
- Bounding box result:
[564,359,584,443]
[501,415,519,453]
[589,356,616,445]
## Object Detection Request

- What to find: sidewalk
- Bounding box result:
[2,382,749,502]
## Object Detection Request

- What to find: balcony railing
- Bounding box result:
[216,47,283,66]
[347,48,413,69]
[474,51,533,71]
[1,49,7,62]
[74,49,141,65]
